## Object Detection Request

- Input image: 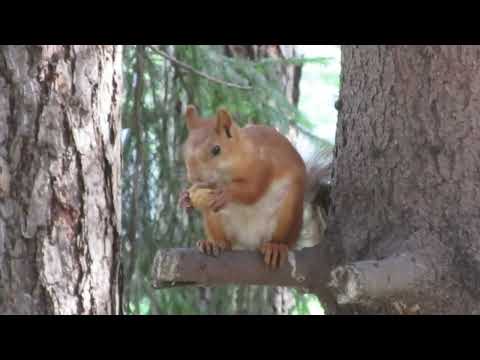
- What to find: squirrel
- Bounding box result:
[179,104,330,269]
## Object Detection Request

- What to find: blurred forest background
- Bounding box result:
[121,45,340,315]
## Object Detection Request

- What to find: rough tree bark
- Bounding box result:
[0,45,122,314]
[326,45,480,314]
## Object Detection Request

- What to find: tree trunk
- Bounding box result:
[0,45,122,314]
[326,45,480,314]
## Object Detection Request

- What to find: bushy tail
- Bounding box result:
[297,146,333,249]
[303,146,333,206]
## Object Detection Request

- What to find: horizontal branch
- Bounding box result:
[328,252,433,305]
[151,246,330,293]
[147,46,253,91]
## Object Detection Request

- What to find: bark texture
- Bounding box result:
[0,45,122,314]
[327,45,480,314]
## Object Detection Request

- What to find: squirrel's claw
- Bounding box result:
[259,243,289,269]
[197,240,227,257]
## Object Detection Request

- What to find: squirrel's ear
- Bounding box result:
[185,105,200,130]
[216,108,237,138]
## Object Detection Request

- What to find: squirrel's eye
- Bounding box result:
[211,145,221,156]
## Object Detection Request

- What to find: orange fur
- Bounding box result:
[182,105,306,268]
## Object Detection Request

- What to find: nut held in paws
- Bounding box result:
[189,187,212,209]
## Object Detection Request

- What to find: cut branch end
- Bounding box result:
[328,252,433,305]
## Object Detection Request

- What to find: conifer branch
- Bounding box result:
[148,46,253,90]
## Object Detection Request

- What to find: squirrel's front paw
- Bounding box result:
[259,242,289,269]
[179,189,193,211]
[197,240,229,257]
[208,187,231,212]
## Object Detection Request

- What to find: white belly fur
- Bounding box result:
[218,177,290,250]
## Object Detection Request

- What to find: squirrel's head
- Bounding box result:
[182,105,244,185]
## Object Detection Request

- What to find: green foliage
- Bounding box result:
[150,45,332,133]
[290,292,325,315]
[121,45,336,315]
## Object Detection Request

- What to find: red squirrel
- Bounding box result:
[179,105,307,269]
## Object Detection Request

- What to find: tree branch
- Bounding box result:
[147,46,253,91]
[151,246,329,292]
[328,252,433,305]
[151,244,436,313]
